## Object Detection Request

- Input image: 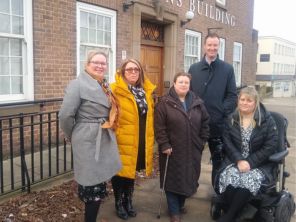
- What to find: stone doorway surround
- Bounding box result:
[131,2,178,86]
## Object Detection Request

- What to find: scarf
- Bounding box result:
[98,78,120,130]
[128,85,148,115]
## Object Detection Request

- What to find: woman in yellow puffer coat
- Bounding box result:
[111,58,156,220]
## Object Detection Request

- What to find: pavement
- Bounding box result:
[98,150,216,222]
[1,97,295,222]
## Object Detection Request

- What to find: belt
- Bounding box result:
[76,118,115,162]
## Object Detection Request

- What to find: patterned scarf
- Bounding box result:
[98,78,120,130]
[128,85,148,115]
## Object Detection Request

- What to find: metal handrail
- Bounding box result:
[0,98,63,108]
[0,98,73,196]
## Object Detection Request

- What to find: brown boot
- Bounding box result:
[170,215,181,222]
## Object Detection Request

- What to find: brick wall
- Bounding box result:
[32,0,256,97]
[33,0,77,99]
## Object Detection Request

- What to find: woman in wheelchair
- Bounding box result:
[215,86,278,222]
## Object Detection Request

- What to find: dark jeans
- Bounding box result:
[165,191,186,215]
[208,137,225,188]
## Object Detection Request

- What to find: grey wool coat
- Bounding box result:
[59,72,122,186]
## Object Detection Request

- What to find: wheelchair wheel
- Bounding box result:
[274,191,295,222]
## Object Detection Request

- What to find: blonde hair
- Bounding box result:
[238,86,261,127]
[84,50,108,67]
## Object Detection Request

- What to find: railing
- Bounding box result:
[0,98,73,196]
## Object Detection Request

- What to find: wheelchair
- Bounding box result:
[210,111,295,222]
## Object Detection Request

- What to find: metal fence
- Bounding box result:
[0,98,73,196]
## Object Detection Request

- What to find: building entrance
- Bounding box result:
[140,45,163,96]
[140,20,164,96]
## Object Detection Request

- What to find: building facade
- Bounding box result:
[256,36,296,97]
[0,0,257,106]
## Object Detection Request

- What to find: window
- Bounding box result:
[260,54,270,62]
[0,0,33,102]
[274,82,281,91]
[218,38,225,60]
[184,30,201,72]
[280,64,283,73]
[274,43,277,54]
[216,0,226,7]
[233,42,242,86]
[77,2,116,82]
[283,82,289,91]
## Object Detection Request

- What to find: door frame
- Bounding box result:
[130,3,178,86]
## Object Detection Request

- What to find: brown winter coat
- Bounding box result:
[154,87,210,197]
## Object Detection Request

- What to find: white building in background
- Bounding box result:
[256,36,296,97]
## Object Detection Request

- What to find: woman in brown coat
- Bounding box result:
[154,72,210,222]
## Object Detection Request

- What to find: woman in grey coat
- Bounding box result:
[59,51,122,222]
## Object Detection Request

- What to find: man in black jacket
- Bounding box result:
[189,33,237,186]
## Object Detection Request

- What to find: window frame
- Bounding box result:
[232,42,242,86]
[218,37,225,61]
[184,29,202,72]
[76,2,116,82]
[216,0,226,8]
[0,0,33,103]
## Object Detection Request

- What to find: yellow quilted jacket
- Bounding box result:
[111,73,156,179]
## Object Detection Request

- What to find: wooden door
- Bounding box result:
[140,45,163,96]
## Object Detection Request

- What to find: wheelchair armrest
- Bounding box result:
[269,150,289,162]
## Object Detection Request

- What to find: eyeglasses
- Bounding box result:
[125,67,140,73]
[90,61,107,66]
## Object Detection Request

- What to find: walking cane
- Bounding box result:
[157,154,169,219]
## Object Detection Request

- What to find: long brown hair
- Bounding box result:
[119,59,145,88]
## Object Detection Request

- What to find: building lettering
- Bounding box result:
[163,0,236,27]
[189,0,236,27]
[166,0,183,7]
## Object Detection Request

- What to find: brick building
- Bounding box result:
[0,0,257,105]
[0,0,258,195]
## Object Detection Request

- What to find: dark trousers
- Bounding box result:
[217,186,251,222]
[84,201,101,222]
[208,137,225,188]
[165,191,186,215]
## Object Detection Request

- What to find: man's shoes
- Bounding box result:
[170,214,181,222]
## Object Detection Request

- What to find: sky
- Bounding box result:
[253,0,296,43]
